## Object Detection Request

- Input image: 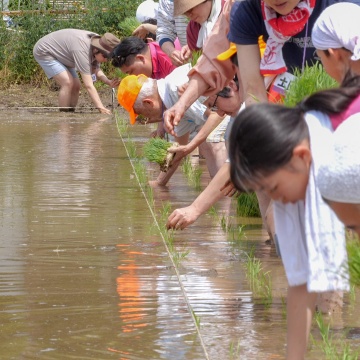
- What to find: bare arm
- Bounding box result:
[167,112,225,158]
[166,162,231,229]
[286,285,317,360]
[236,44,268,106]
[81,73,111,114]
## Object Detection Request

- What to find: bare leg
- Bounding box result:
[286,284,317,360]
[53,70,81,108]
[198,141,228,178]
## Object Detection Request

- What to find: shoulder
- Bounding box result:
[228,0,264,44]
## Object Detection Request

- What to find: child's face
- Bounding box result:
[263,0,301,15]
[247,150,311,204]
[326,201,360,236]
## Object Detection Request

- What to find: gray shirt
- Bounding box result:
[33,28,100,75]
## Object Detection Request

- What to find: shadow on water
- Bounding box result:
[1,110,360,359]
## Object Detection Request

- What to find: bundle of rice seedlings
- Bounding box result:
[143,138,178,172]
[284,62,337,107]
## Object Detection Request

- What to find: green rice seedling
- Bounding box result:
[190,50,203,67]
[126,136,138,159]
[314,312,359,360]
[115,110,129,136]
[245,247,273,307]
[236,192,261,218]
[229,340,241,359]
[172,249,190,267]
[284,62,337,107]
[143,138,176,172]
[133,159,147,186]
[181,156,203,190]
[191,308,201,328]
[346,238,360,286]
[146,186,154,208]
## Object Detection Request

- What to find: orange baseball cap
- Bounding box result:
[117,74,148,125]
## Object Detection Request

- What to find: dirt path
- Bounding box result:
[0,83,116,111]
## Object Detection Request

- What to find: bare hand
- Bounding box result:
[169,49,185,67]
[108,78,120,88]
[166,205,199,230]
[180,45,191,62]
[132,24,155,39]
[220,179,237,197]
[163,102,187,136]
[98,107,112,115]
[167,144,189,158]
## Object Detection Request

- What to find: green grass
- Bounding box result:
[181,156,203,191]
[284,62,337,107]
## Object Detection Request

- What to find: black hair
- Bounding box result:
[111,36,147,68]
[229,70,360,192]
[142,18,157,42]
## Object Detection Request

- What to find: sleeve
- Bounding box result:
[186,21,201,51]
[73,50,91,74]
[228,0,265,45]
[174,15,189,48]
[156,0,177,47]
[187,0,237,96]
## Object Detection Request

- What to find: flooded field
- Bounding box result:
[1,110,360,359]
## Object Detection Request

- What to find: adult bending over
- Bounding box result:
[33,29,120,114]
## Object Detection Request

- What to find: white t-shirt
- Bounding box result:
[157,63,207,137]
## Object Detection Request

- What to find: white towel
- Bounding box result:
[196,0,222,49]
[312,2,360,61]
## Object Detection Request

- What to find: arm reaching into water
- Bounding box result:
[167,162,232,229]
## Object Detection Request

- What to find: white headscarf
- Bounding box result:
[318,115,360,203]
[312,2,360,61]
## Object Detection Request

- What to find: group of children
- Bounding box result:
[32,0,360,358]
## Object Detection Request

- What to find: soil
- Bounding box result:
[0,82,116,111]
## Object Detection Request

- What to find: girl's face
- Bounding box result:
[184,0,212,24]
[316,48,353,83]
[263,0,300,15]
[247,144,311,204]
[326,201,360,236]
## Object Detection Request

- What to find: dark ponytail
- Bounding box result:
[297,70,360,114]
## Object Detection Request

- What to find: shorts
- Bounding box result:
[35,59,78,79]
[206,116,230,143]
[175,120,202,138]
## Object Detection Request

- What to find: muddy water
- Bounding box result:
[1,110,360,360]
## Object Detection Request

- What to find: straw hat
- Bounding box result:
[91,33,121,55]
[174,0,207,16]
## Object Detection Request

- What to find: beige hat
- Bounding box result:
[173,0,206,16]
[91,33,121,55]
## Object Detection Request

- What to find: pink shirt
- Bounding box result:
[149,42,177,80]
[330,94,360,130]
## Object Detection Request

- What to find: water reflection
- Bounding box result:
[0,111,359,359]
